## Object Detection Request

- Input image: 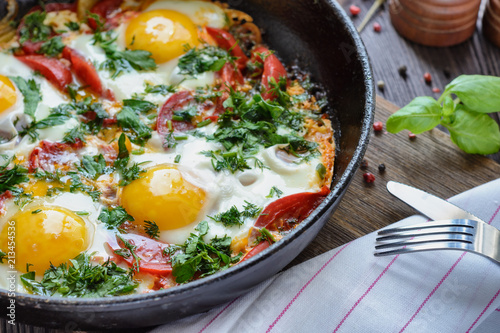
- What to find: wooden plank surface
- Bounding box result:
[5,96,500,333]
[289,95,500,267]
[340,0,500,163]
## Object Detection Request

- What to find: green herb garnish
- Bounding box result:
[386,75,500,154]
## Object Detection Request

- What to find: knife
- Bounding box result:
[386,181,488,224]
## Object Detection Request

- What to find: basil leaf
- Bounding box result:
[386,96,442,134]
[443,105,500,155]
[9,76,41,118]
[443,75,500,113]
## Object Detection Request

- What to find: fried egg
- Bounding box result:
[0,0,334,295]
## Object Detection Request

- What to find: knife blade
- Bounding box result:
[386,181,487,224]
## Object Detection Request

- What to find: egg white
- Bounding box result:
[144,0,227,28]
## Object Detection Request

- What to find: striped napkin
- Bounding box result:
[151,179,500,333]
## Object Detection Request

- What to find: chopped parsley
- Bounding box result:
[20,105,74,141]
[20,253,138,297]
[0,250,7,263]
[208,201,262,227]
[98,206,134,230]
[170,221,242,283]
[38,36,65,57]
[177,45,233,77]
[144,220,160,240]
[8,77,41,119]
[266,186,283,198]
[117,106,153,145]
[255,227,276,244]
[113,134,147,186]
[18,11,52,44]
[64,21,80,31]
[67,172,101,201]
[115,235,141,273]
[79,154,109,180]
[0,160,29,196]
[209,89,318,158]
[144,82,176,95]
[201,150,250,174]
[93,31,157,78]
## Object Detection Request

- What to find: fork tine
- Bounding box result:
[374,241,473,257]
[375,233,474,249]
[376,226,474,241]
[377,219,476,235]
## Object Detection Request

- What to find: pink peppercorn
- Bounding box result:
[424,72,432,84]
[432,87,441,93]
[350,5,361,16]
[373,121,383,132]
[408,132,417,140]
[373,22,382,32]
[363,172,375,183]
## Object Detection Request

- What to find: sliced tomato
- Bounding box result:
[261,53,288,101]
[0,191,13,216]
[205,27,248,70]
[28,140,82,172]
[62,47,109,98]
[240,241,270,262]
[20,41,43,55]
[250,45,270,65]
[16,55,72,91]
[157,91,196,137]
[88,0,124,30]
[219,62,244,89]
[108,233,173,275]
[254,186,330,231]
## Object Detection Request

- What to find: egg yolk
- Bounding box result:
[0,206,89,272]
[125,9,200,64]
[0,75,17,114]
[121,165,206,231]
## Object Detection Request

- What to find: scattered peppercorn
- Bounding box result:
[373,121,383,132]
[377,80,385,91]
[373,22,382,32]
[424,72,432,84]
[360,159,368,169]
[432,87,441,93]
[350,5,361,16]
[408,132,416,140]
[398,65,407,79]
[363,172,376,183]
[378,163,386,173]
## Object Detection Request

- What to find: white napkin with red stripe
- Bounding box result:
[151,179,500,333]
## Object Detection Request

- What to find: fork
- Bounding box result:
[374,219,500,265]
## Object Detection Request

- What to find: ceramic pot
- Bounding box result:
[389,0,482,47]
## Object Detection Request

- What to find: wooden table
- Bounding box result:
[4,1,500,332]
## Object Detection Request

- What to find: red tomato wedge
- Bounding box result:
[20,41,43,55]
[254,186,331,231]
[261,53,288,101]
[16,55,72,91]
[240,240,270,262]
[88,0,124,30]
[62,47,110,98]
[206,27,248,70]
[28,140,82,172]
[0,191,13,216]
[219,62,244,89]
[250,45,271,65]
[157,91,196,136]
[108,233,173,275]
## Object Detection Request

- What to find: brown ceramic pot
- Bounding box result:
[483,0,500,48]
[389,0,482,47]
